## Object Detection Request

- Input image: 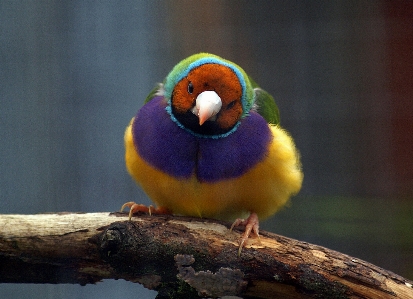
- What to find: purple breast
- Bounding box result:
[132,96,272,182]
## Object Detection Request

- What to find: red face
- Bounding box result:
[171,64,243,133]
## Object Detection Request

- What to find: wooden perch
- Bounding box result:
[0,213,412,298]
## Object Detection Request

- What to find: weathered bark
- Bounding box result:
[0,212,412,298]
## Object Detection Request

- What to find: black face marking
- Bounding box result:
[171,108,231,136]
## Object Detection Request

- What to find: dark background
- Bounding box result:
[1,1,412,298]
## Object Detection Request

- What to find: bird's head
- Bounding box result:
[163,53,255,138]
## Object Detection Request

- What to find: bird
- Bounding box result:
[122,53,303,254]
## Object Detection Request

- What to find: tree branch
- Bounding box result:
[0,213,412,298]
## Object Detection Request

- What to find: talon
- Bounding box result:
[238,238,246,256]
[230,218,243,232]
[120,201,135,212]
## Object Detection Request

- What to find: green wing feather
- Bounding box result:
[249,76,280,125]
[144,84,163,104]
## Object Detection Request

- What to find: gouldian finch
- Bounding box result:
[122,53,303,253]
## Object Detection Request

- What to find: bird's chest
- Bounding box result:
[132,97,272,183]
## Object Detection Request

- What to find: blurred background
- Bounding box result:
[1,1,412,298]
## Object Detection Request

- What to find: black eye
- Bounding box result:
[227,100,236,109]
[187,82,194,94]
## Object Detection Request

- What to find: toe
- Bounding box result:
[230,212,260,255]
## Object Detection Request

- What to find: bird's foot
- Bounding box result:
[120,202,171,220]
[230,212,261,256]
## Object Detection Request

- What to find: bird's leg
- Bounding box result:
[120,202,171,220]
[230,212,261,256]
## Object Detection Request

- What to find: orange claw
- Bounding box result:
[230,212,261,256]
[120,202,171,220]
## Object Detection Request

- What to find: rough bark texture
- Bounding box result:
[0,212,412,298]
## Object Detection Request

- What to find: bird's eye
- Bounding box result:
[227,100,236,109]
[187,82,194,94]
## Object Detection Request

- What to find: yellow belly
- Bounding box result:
[125,120,303,221]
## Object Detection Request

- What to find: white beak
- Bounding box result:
[191,91,222,125]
